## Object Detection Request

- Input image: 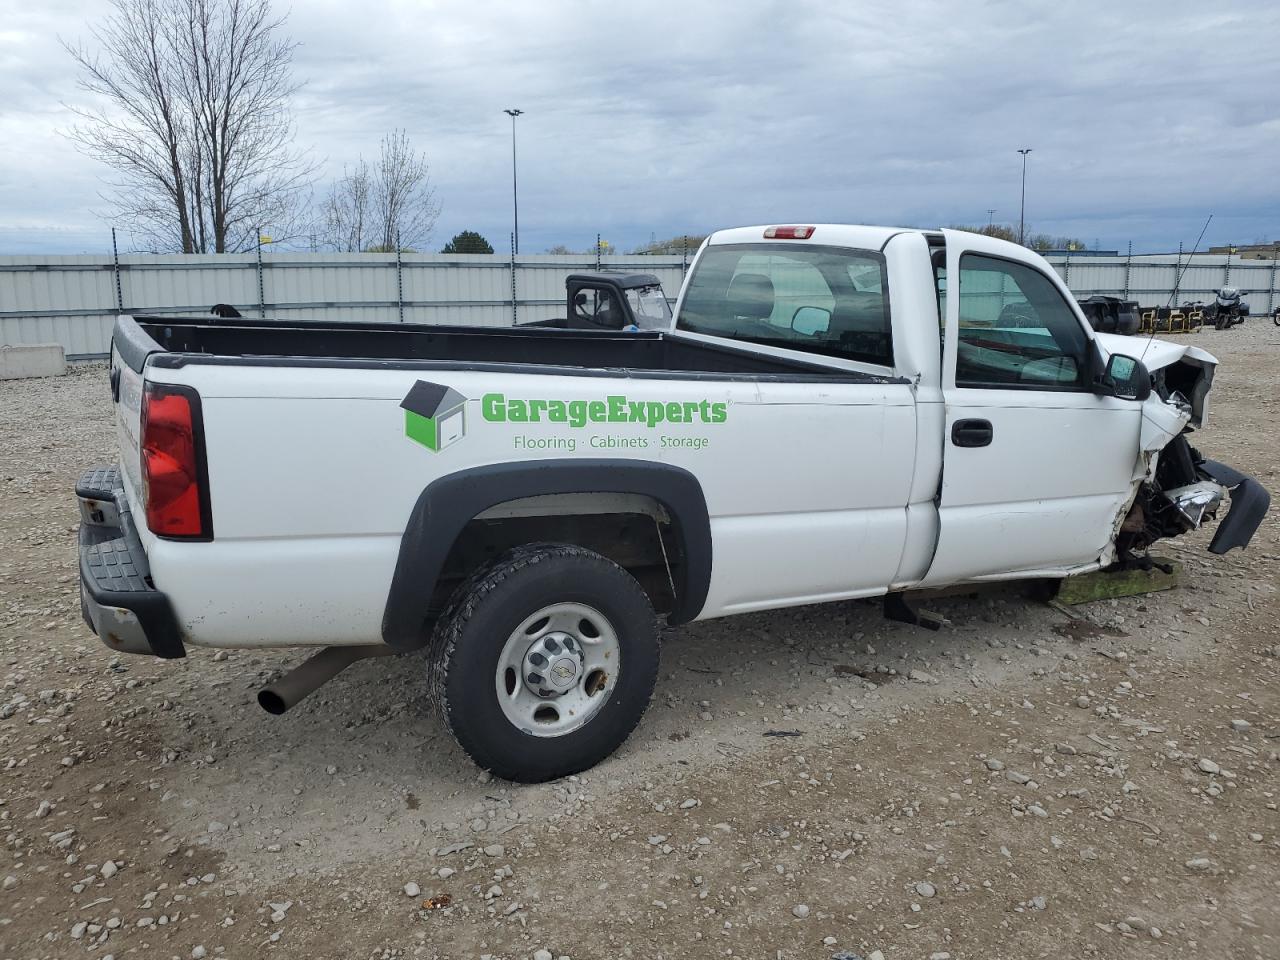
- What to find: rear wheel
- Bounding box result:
[430,544,659,782]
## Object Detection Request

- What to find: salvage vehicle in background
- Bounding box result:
[76,224,1269,782]
[521,272,672,331]
[1203,286,1250,330]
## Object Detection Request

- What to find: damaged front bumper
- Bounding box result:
[1100,333,1270,559]
[1119,451,1269,561]
[1196,460,1271,554]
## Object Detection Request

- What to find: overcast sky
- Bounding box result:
[1,0,1277,255]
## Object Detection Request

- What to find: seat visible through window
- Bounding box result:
[725,273,775,321]
[677,244,893,366]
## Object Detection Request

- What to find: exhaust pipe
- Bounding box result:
[258,645,394,715]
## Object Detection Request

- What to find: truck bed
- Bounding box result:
[129,315,891,381]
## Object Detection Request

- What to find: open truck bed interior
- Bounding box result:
[129,315,897,382]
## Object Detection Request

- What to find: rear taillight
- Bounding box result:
[764,225,815,240]
[141,383,210,538]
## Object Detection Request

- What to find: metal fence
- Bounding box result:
[1044,250,1280,313]
[2,246,1277,359]
[0,252,692,358]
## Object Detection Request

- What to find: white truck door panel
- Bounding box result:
[924,233,1141,585]
[926,393,1137,583]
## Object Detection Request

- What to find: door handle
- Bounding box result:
[951,418,993,448]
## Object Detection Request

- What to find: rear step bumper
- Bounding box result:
[76,464,186,659]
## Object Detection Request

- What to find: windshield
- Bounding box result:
[676,243,892,366]
[624,285,673,329]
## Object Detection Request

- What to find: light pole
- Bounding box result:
[1017,148,1032,246]
[504,109,524,255]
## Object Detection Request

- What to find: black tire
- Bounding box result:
[429,543,659,783]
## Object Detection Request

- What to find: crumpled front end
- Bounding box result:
[1097,334,1270,561]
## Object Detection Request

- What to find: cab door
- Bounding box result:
[922,231,1141,585]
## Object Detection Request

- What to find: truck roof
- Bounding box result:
[708,224,930,251]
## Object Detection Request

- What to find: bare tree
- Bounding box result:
[319,159,373,253]
[64,0,313,253]
[372,130,439,251]
[318,131,439,251]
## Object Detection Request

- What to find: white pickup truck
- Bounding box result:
[76,224,1268,782]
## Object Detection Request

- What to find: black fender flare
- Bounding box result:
[381,458,712,649]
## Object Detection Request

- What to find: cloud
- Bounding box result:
[1,0,1277,255]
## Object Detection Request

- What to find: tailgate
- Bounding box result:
[110,344,146,511]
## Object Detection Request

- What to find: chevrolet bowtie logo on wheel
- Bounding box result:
[551,661,575,682]
[401,381,467,452]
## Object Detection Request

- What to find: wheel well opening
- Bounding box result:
[429,496,683,623]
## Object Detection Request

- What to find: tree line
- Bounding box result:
[946,224,1091,251]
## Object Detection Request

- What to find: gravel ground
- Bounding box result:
[1,323,1278,960]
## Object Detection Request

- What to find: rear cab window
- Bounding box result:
[676,243,893,367]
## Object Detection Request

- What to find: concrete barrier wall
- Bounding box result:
[0,343,67,380]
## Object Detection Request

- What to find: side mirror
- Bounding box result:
[1096,352,1151,401]
[791,305,831,336]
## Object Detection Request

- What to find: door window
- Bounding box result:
[954,254,1090,389]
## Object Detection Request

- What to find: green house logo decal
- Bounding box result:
[401,381,467,451]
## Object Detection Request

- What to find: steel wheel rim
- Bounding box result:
[494,602,620,738]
